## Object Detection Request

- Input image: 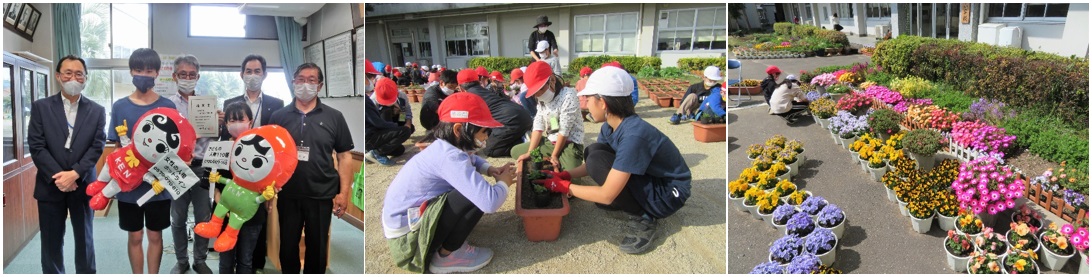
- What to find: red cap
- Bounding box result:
[523,61,552,98]
[766,65,782,75]
[412,62,418,67]
[384,64,392,72]
[374,78,398,106]
[601,61,624,70]
[364,59,381,75]
[393,71,403,77]
[457,69,479,85]
[579,66,592,76]
[438,92,503,128]
[510,68,524,81]
[475,66,488,77]
[490,71,504,82]
[439,67,445,72]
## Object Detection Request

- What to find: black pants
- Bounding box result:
[775,101,809,118]
[366,126,412,157]
[277,197,333,274]
[481,126,525,158]
[584,143,647,217]
[253,222,267,270]
[38,191,96,274]
[426,190,483,266]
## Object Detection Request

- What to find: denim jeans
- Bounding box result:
[218,222,263,274]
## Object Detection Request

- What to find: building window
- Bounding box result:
[574,12,638,54]
[189,5,245,37]
[418,28,432,59]
[988,3,1069,20]
[81,3,150,59]
[657,7,727,51]
[804,4,813,22]
[822,6,829,22]
[866,3,891,18]
[444,23,489,56]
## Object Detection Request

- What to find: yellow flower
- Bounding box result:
[987,261,999,272]
[1014,259,1026,271]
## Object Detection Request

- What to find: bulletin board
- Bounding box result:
[304,41,326,97]
[303,29,361,98]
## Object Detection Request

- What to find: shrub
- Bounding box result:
[774,22,793,35]
[872,35,1089,126]
[467,57,534,73]
[635,66,658,79]
[1000,109,1089,171]
[920,83,975,112]
[868,109,903,136]
[658,67,688,78]
[677,57,727,73]
[568,55,661,74]
[903,129,945,156]
[889,76,933,99]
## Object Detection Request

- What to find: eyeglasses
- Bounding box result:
[60,71,86,79]
[176,72,198,80]
[294,78,321,85]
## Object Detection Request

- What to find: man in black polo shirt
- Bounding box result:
[267,63,355,274]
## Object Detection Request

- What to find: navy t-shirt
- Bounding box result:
[107,96,177,203]
[597,115,691,218]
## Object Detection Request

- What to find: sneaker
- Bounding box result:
[365,150,395,166]
[619,214,657,254]
[170,261,190,274]
[429,242,493,273]
[192,262,213,274]
[669,114,682,125]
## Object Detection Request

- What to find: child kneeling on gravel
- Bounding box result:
[535,66,693,254]
[381,92,517,273]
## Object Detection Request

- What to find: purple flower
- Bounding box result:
[750,261,784,274]
[769,235,802,263]
[800,196,828,215]
[786,253,821,274]
[805,228,837,254]
[773,204,797,225]
[816,204,845,227]
[787,212,816,237]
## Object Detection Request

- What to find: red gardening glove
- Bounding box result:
[533,175,571,194]
[541,170,571,181]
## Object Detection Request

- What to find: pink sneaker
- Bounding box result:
[429,242,493,273]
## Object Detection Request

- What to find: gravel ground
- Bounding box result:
[727,104,1083,274]
[364,94,726,273]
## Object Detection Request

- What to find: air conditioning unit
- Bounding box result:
[977,23,1007,46]
[998,26,1023,48]
[874,25,890,37]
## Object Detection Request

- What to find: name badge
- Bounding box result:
[298,146,310,162]
[548,116,560,131]
[398,113,406,122]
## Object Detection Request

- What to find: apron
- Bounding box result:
[386,193,449,273]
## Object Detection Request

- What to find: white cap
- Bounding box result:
[405,62,412,66]
[577,67,634,97]
[535,40,549,53]
[703,66,723,81]
[519,66,527,72]
[786,74,797,81]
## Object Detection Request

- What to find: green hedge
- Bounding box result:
[568,55,661,74]
[677,57,727,73]
[773,22,793,36]
[1000,108,1089,194]
[466,57,534,73]
[772,23,849,48]
[873,36,1089,127]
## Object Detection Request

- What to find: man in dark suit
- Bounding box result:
[27,55,106,274]
[217,54,284,273]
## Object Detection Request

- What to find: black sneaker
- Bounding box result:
[171,261,190,274]
[192,262,213,274]
[619,214,657,254]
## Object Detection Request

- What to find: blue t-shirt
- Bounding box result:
[701,86,726,117]
[630,76,639,105]
[107,96,177,203]
[597,115,691,218]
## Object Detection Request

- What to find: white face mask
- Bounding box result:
[62,80,85,96]
[440,85,454,95]
[475,137,487,151]
[227,122,250,138]
[539,88,556,103]
[510,83,520,90]
[243,74,263,92]
[293,83,319,101]
[365,77,376,94]
[538,27,548,33]
[704,80,717,87]
[177,79,197,93]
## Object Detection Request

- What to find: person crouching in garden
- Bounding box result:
[511,61,585,172]
[535,66,692,254]
[761,65,782,105]
[670,66,722,124]
[768,74,809,124]
[382,92,516,274]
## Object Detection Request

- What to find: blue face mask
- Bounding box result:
[133,75,156,93]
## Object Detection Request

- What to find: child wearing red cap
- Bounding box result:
[420,70,459,131]
[576,66,593,121]
[760,65,782,105]
[383,92,516,274]
[365,78,414,165]
[511,61,586,172]
[457,69,533,158]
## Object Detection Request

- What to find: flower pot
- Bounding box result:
[840,136,855,150]
[773,218,789,235]
[691,121,726,143]
[810,234,839,265]
[908,152,936,171]
[515,163,571,242]
[818,117,830,129]
[744,201,762,220]
[867,165,887,182]
[816,85,827,95]
[937,212,957,231]
[1004,230,1041,254]
[1038,233,1075,271]
[1080,252,1088,274]
[886,186,897,202]
[656,96,673,107]
[945,236,972,272]
[818,211,847,240]
[858,156,868,172]
[831,131,841,145]
[910,213,934,234]
[768,253,789,273]
[758,208,776,229]
[897,197,910,217]
[672,97,684,107]
[728,194,746,212]
[1003,255,1040,274]
[787,159,800,178]
[877,132,891,142]
[967,258,1001,274]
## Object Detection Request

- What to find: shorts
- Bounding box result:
[117,200,172,232]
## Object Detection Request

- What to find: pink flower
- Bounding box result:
[1062,224,1076,236]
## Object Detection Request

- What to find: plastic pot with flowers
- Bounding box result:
[950,156,1025,227]
[1010,204,1044,230]
[728,179,751,212]
[746,144,764,161]
[1003,248,1039,274]
[975,227,1010,257]
[755,169,779,192]
[799,196,828,222]
[772,204,797,234]
[787,190,811,208]
[867,108,903,142]
[867,152,888,182]
[804,227,839,265]
[786,252,822,274]
[950,120,1016,159]
[768,235,802,270]
[1006,222,1041,254]
[777,150,800,178]
[829,111,866,149]
[815,204,846,240]
[809,73,837,95]
[1072,225,1089,274]
[766,134,787,149]
[881,171,901,202]
[907,197,936,234]
[835,92,873,117]
[750,261,784,274]
[743,186,765,219]
[934,190,960,231]
[757,191,784,227]
[774,179,796,204]
[902,129,944,171]
[785,139,806,170]
[786,212,817,238]
[945,230,976,272]
[808,98,837,129]
[1039,222,1076,271]
[739,167,760,187]
[955,209,985,239]
[856,142,874,172]
[967,250,1004,274]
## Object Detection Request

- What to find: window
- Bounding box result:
[657,7,726,51]
[574,12,638,54]
[822,6,829,22]
[3,63,13,162]
[989,3,1069,20]
[81,3,150,59]
[867,3,891,18]
[190,5,244,37]
[418,28,432,59]
[444,23,489,56]
[804,4,813,22]
[19,68,32,155]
